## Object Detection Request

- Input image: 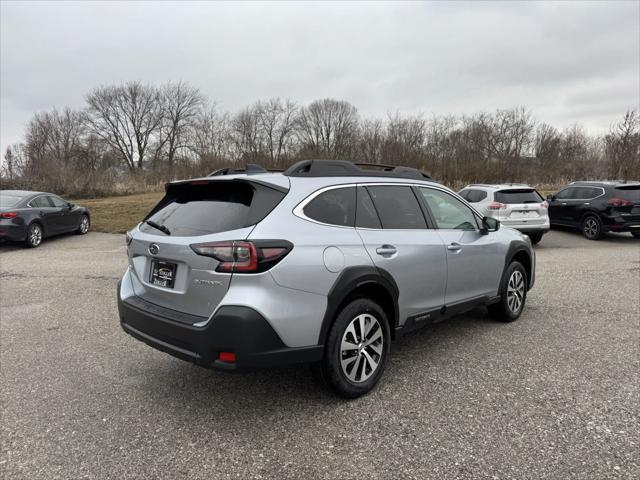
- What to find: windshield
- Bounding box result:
[0,194,23,208]
[495,189,543,204]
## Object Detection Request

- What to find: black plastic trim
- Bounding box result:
[284,159,433,181]
[503,241,535,291]
[318,266,400,345]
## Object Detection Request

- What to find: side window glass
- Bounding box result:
[303,187,356,227]
[30,197,51,208]
[367,186,427,229]
[555,188,574,200]
[49,196,67,208]
[458,189,470,201]
[419,188,479,231]
[355,186,381,229]
[466,190,487,203]
[586,188,602,199]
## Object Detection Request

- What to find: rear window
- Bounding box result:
[0,195,23,208]
[494,189,543,204]
[140,180,286,237]
[614,186,640,202]
[303,187,356,227]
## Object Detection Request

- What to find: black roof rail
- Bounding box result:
[283,159,433,181]
[208,164,284,176]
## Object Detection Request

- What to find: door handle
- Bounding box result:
[561,202,567,206]
[376,245,397,256]
[447,242,462,252]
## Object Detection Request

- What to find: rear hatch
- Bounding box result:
[127,178,287,319]
[493,189,547,223]
[609,185,640,221]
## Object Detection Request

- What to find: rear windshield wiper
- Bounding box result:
[144,220,171,235]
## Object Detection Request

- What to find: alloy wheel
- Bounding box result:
[30,224,42,246]
[340,313,384,383]
[583,218,599,239]
[506,270,525,313]
[80,216,89,234]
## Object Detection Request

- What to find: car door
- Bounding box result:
[355,185,447,324]
[28,195,61,235]
[418,187,504,305]
[47,195,77,231]
[548,187,579,225]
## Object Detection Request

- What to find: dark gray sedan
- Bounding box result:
[0,190,90,247]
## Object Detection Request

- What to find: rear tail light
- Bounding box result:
[540,201,549,209]
[190,240,293,273]
[0,212,18,219]
[218,351,236,363]
[607,197,632,207]
[487,202,507,210]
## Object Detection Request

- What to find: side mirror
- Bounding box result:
[480,216,500,235]
[67,203,74,209]
[546,194,555,201]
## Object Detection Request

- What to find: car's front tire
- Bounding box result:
[316,298,390,398]
[582,215,603,240]
[25,222,43,248]
[488,261,527,322]
[77,214,90,235]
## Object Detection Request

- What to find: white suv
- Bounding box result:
[458,184,549,244]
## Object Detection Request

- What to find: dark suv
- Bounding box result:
[547,181,640,240]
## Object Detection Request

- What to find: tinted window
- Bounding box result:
[367,186,426,229]
[614,186,640,202]
[494,189,543,204]
[420,188,478,231]
[141,181,286,237]
[458,189,470,201]
[48,196,68,208]
[466,189,488,203]
[555,187,576,200]
[582,187,603,199]
[0,194,23,208]
[30,196,52,208]
[304,187,355,227]
[355,186,381,229]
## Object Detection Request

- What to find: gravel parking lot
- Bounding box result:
[1,230,638,479]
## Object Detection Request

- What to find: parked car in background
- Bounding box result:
[118,160,535,398]
[0,190,90,247]
[458,184,549,244]
[547,181,640,240]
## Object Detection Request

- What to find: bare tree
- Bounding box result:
[86,81,162,170]
[606,109,640,180]
[255,98,298,166]
[296,99,359,158]
[189,105,232,169]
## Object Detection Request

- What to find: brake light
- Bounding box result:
[0,212,18,219]
[487,202,507,210]
[190,240,292,273]
[540,201,549,209]
[218,351,236,363]
[607,197,632,207]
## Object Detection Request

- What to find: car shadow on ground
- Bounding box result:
[536,227,638,249]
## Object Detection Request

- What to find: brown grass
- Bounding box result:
[71,192,163,234]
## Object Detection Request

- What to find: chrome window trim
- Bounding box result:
[556,186,606,201]
[293,181,484,230]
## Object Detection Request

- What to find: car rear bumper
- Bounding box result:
[0,224,27,241]
[500,218,550,233]
[117,281,324,371]
[602,216,640,233]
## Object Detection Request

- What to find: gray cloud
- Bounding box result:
[1,0,638,156]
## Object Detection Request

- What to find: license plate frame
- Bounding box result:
[149,259,177,289]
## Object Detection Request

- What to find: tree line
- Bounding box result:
[2,80,638,197]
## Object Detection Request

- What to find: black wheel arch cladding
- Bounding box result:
[318,266,399,345]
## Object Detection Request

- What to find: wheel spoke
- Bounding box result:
[340,312,385,383]
[364,326,382,346]
[341,338,358,352]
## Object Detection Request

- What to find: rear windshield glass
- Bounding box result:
[0,195,22,208]
[614,186,640,202]
[494,189,543,204]
[140,181,286,237]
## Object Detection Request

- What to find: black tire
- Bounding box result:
[581,215,603,240]
[488,261,527,322]
[25,222,43,248]
[528,232,543,245]
[76,214,90,235]
[632,232,640,239]
[314,298,390,398]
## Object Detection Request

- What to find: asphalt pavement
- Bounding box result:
[1,229,638,479]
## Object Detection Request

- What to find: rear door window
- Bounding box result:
[494,189,543,204]
[367,186,427,229]
[303,187,356,227]
[355,186,381,229]
[141,180,286,237]
[30,196,53,208]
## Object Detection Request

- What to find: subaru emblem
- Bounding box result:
[148,243,160,255]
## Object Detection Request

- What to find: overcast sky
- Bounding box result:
[1,0,638,156]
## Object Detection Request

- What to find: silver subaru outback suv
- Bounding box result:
[118,160,535,398]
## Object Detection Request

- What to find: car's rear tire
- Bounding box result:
[488,261,527,322]
[582,215,603,240]
[25,222,43,248]
[76,214,90,235]
[528,232,543,245]
[314,298,390,398]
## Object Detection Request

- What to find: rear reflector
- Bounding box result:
[218,351,236,363]
[0,212,18,219]
[190,240,293,273]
